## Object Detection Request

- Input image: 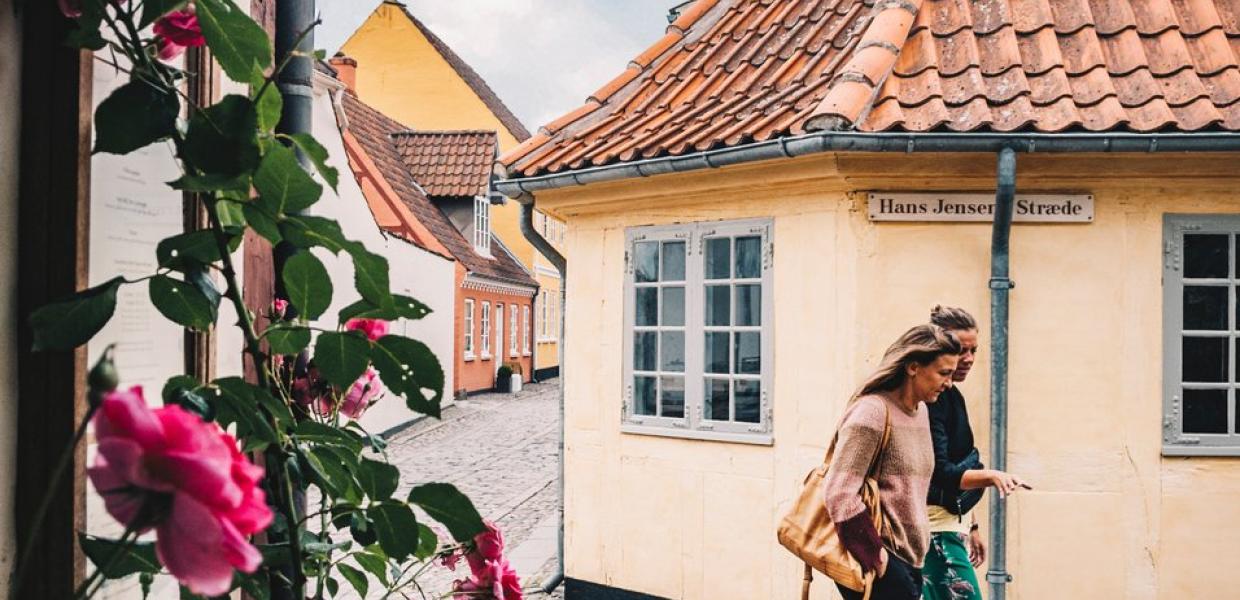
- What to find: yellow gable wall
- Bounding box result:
[535,152,1240,599]
[341,2,561,369]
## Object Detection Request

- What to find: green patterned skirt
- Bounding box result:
[922,532,983,600]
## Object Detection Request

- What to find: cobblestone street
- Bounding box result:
[341,379,565,599]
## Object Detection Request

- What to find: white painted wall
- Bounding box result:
[308,72,456,434]
[0,1,20,594]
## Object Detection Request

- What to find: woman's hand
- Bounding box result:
[985,469,1028,497]
[968,529,986,567]
[877,548,889,578]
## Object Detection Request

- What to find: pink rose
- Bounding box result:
[272,298,289,319]
[87,387,272,597]
[58,0,81,18]
[345,318,389,341]
[341,367,383,419]
[453,522,521,599]
[153,8,205,61]
[441,550,462,571]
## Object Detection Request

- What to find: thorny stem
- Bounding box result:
[254,17,323,105]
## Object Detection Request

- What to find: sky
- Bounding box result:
[316,0,677,131]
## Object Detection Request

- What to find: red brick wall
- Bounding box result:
[453,267,535,396]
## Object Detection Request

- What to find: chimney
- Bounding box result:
[328,53,358,97]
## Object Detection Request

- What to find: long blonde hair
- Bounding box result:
[852,324,962,401]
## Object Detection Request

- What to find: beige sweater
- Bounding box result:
[823,394,935,568]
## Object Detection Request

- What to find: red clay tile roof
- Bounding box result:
[385,1,531,142]
[341,93,536,288]
[501,0,1240,177]
[391,131,498,198]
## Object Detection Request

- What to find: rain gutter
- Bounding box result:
[516,201,567,595]
[495,131,1240,197]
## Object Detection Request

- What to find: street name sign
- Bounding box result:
[867,193,1094,223]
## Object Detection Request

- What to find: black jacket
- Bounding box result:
[927,385,984,515]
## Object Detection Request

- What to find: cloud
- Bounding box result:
[317,0,672,130]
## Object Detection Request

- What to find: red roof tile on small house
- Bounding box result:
[501,0,1240,178]
[391,131,498,198]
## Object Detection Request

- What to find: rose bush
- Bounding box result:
[15,1,519,599]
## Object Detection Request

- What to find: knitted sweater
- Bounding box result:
[822,394,935,569]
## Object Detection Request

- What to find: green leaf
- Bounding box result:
[242,204,283,244]
[79,534,160,578]
[408,483,485,542]
[368,502,420,561]
[212,377,283,451]
[415,523,438,560]
[265,324,310,355]
[313,332,370,388]
[325,577,339,597]
[216,200,247,232]
[349,514,378,547]
[157,231,223,270]
[301,445,358,501]
[281,251,332,320]
[196,0,273,82]
[94,80,179,155]
[337,563,369,598]
[251,73,283,133]
[64,4,107,50]
[149,275,217,331]
[346,244,391,307]
[338,294,432,322]
[170,173,252,193]
[352,551,389,586]
[369,335,445,417]
[357,458,400,501]
[29,277,122,351]
[139,0,187,28]
[255,144,323,215]
[294,421,364,454]
[286,133,339,192]
[161,375,214,421]
[281,216,348,253]
[184,95,261,179]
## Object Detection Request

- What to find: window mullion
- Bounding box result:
[686,226,703,431]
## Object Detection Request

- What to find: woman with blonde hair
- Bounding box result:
[823,324,963,600]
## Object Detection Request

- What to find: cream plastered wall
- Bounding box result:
[535,151,1240,599]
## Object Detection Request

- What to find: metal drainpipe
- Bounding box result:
[987,146,1017,600]
[516,199,567,594]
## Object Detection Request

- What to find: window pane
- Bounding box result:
[634,332,657,372]
[705,285,730,326]
[705,238,730,280]
[660,376,685,418]
[1183,337,1228,382]
[634,376,657,416]
[635,242,659,283]
[662,241,685,282]
[705,332,729,374]
[736,284,761,327]
[1183,388,1228,434]
[735,380,761,423]
[1184,234,1228,279]
[662,287,685,326]
[661,331,685,372]
[735,332,761,375]
[635,287,657,326]
[705,378,729,420]
[735,236,762,279]
[1184,286,1228,330]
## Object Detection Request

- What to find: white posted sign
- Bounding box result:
[868,193,1094,223]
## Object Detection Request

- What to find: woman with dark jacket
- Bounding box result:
[923,306,1028,600]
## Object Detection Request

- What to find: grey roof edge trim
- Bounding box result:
[495,131,1240,197]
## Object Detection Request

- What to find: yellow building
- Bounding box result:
[498,0,1240,598]
[340,0,563,378]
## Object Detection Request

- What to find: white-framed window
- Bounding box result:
[464,299,475,359]
[522,305,531,354]
[510,304,519,357]
[623,218,773,444]
[481,301,491,357]
[1163,214,1240,456]
[474,196,491,254]
[539,290,550,339]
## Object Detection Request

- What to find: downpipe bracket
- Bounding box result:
[986,571,1014,584]
[988,277,1015,290]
